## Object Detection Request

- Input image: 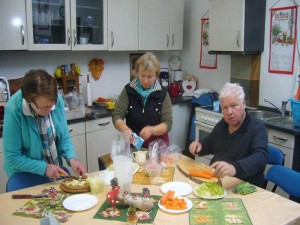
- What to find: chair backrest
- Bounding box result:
[263,145,285,191]
[98,153,113,170]
[266,165,300,198]
[266,145,285,166]
[6,166,71,192]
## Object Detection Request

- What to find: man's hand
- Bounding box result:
[189,141,202,156]
[210,161,236,178]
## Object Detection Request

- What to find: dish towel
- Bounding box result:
[232,182,257,195]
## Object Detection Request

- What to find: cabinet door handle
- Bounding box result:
[73,28,77,46]
[273,135,288,142]
[166,34,169,47]
[111,31,114,47]
[98,122,110,126]
[69,129,73,133]
[236,31,240,48]
[21,25,25,45]
[172,34,174,47]
[67,28,71,46]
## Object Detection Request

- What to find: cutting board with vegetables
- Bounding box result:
[177,158,218,183]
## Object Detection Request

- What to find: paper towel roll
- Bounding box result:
[87,82,92,106]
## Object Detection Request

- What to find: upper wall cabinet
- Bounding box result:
[26,0,107,51]
[0,0,28,50]
[108,0,138,51]
[208,0,266,55]
[139,0,184,51]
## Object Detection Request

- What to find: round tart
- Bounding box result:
[60,177,90,193]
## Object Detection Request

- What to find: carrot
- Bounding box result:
[167,190,175,201]
[160,190,172,205]
[202,169,214,176]
[189,169,212,179]
[165,196,187,210]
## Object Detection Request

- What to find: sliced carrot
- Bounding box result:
[202,169,214,176]
[167,190,175,201]
[160,190,171,205]
[189,169,212,179]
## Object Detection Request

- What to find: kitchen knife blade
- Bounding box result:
[12,194,48,199]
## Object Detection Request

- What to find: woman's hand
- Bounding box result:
[45,164,68,179]
[210,161,236,178]
[70,158,87,177]
[189,141,202,156]
[139,125,154,141]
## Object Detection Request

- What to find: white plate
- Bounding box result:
[193,184,227,200]
[104,162,139,185]
[158,197,193,214]
[160,182,193,196]
[63,194,98,211]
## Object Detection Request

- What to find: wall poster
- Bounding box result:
[199,18,217,69]
[268,6,298,75]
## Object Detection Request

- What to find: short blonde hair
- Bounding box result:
[135,52,160,77]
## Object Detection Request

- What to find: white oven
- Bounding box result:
[194,107,223,165]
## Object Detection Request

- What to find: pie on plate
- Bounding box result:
[60,177,90,193]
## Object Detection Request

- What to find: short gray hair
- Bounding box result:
[219,82,245,102]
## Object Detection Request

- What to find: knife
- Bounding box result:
[12,194,48,199]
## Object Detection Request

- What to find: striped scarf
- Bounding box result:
[36,114,58,165]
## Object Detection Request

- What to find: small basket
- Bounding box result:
[289,98,300,128]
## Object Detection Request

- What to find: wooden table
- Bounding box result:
[1,156,300,225]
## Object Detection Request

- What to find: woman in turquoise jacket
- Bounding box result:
[3,69,86,179]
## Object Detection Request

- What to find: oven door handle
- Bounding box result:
[197,122,215,130]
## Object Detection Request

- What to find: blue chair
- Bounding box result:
[6,166,71,192]
[263,145,285,191]
[266,165,300,198]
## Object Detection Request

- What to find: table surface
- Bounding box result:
[1,156,300,225]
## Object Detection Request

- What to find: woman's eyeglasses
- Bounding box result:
[31,99,55,112]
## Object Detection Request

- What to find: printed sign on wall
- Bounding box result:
[268,6,298,75]
[199,18,217,69]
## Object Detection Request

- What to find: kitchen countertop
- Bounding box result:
[67,95,192,125]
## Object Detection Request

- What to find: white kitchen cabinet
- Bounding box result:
[0,0,27,50]
[139,0,184,50]
[26,0,107,51]
[170,102,191,151]
[108,0,138,51]
[266,128,294,198]
[208,0,265,54]
[86,117,116,173]
[66,122,87,175]
[0,138,8,194]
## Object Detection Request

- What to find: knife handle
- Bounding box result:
[12,194,31,199]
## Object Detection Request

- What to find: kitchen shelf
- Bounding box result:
[56,75,79,94]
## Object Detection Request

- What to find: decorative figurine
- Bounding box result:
[127,204,138,225]
[106,178,154,212]
[107,178,120,210]
[48,187,57,206]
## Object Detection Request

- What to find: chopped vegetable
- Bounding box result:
[160,190,172,205]
[195,182,225,198]
[189,169,212,179]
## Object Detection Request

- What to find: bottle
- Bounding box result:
[127,204,138,225]
[295,75,300,101]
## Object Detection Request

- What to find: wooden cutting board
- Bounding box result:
[177,158,218,183]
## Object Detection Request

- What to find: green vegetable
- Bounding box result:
[195,182,225,198]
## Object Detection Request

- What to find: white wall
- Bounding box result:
[182,0,300,112]
[181,0,231,93]
[0,51,171,103]
[259,0,300,111]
